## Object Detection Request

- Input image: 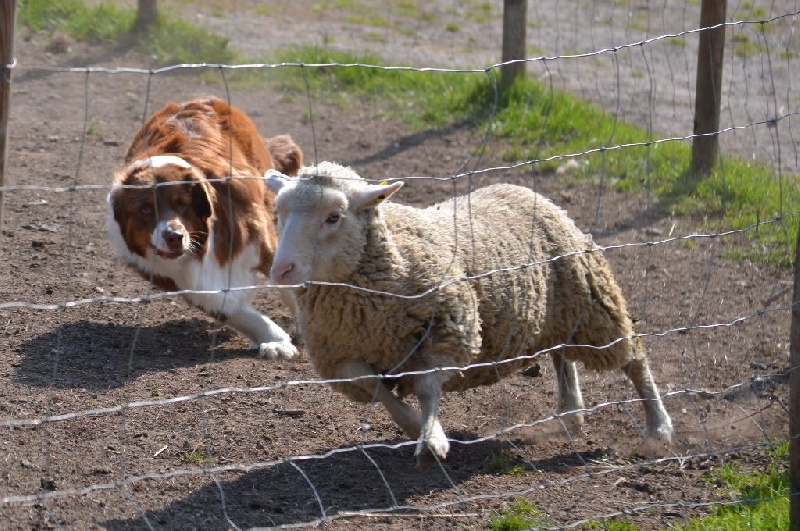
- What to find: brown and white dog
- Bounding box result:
[107,96,302,358]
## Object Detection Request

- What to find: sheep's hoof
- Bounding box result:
[639,436,671,458]
[415,449,437,471]
[414,438,449,471]
[559,412,585,437]
[257,340,298,359]
[644,420,674,445]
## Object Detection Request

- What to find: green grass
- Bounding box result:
[85,120,100,137]
[179,449,216,466]
[18,0,235,65]
[731,33,768,58]
[488,498,550,531]
[266,45,799,266]
[670,442,789,530]
[579,442,790,530]
[465,2,495,24]
[483,450,528,476]
[738,3,769,20]
[19,0,132,43]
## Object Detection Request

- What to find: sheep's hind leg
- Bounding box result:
[413,371,450,470]
[551,352,585,435]
[338,362,422,440]
[623,357,674,443]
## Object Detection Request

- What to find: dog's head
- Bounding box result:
[108,155,213,261]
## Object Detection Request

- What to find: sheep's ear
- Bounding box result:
[351,181,404,210]
[264,169,293,194]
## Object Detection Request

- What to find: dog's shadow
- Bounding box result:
[16,319,249,390]
[101,435,606,529]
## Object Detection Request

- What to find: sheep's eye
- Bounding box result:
[325,212,341,224]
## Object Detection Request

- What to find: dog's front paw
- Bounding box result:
[258,340,298,359]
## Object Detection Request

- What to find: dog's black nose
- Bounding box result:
[162,228,184,250]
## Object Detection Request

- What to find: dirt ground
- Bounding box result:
[0,3,795,530]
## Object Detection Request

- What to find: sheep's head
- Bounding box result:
[265,162,403,286]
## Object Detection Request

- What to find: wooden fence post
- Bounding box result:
[691,0,727,175]
[0,0,17,242]
[791,225,800,531]
[133,0,158,33]
[501,0,527,91]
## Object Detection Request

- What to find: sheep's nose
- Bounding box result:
[162,228,184,250]
[271,261,295,285]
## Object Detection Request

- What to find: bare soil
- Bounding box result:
[0,6,794,530]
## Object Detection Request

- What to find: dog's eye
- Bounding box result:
[140,204,153,217]
[325,212,341,225]
[175,198,188,213]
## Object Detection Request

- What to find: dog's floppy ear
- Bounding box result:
[115,160,151,188]
[266,135,303,176]
[184,170,213,219]
[192,184,212,219]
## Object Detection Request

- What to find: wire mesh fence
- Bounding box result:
[0,1,796,528]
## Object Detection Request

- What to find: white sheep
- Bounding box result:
[265,162,673,469]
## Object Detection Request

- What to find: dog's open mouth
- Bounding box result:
[151,245,184,260]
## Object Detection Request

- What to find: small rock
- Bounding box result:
[45,32,73,54]
[21,222,58,233]
[521,363,541,378]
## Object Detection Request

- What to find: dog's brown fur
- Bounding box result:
[111,95,302,290]
[107,96,303,358]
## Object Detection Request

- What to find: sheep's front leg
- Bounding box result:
[338,362,422,440]
[551,352,585,435]
[413,371,450,470]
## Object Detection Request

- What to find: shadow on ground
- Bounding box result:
[101,436,608,529]
[16,319,245,390]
